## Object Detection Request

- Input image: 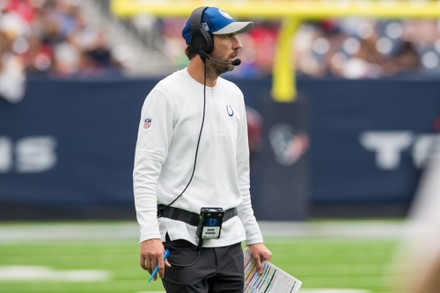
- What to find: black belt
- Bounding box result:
[157,205,237,226]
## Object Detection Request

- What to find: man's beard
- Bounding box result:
[208,54,234,75]
[212,62,233,75]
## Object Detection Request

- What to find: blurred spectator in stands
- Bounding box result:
[330,20,383,78]
[0,0,122,81]
[0,0,26,103]
[295,19,423,79]
[248,21,279,75]
[41,0,121,78]
[160,16,439,79]
[296,18,440,78]
[161,18,189,69]
[152,14,433,79]
[75,30,122,78]
[2,0,440,80]
[402,19,440,75]
[382,40,421,77]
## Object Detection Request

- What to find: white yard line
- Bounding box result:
[0,220,407,243]
[0,265,111,282]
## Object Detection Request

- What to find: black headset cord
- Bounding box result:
[165,59,207,267]
[163,58,207,208]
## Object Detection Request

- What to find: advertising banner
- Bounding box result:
[1,78,439,219]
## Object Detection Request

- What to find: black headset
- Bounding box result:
[190,6,214,55]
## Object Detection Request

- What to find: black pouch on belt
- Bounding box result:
[196,207,224,240]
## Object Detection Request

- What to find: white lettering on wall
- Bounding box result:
[359,131,440,170]
[0,136,57,173]
[0,137,13,172]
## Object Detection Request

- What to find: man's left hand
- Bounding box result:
[248,243,272,274]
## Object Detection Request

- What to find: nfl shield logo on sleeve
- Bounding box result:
[143,118,152,129]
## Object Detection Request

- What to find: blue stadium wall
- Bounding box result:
[1,76,439,220]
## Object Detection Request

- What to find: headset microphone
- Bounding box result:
[231,59,241,66]
[197,50,241,66]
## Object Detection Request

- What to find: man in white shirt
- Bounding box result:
[133,6,272,292]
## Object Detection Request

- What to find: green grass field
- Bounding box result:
[0,221,403,293]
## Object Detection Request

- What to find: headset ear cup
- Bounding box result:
[199,30,213,54]
[191,33,212,54]
[190,6,214,55]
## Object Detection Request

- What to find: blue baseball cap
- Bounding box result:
[182,7,253,45]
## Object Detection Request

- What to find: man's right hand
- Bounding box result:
[140,238,171,281]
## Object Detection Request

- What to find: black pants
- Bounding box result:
[162,238,244,293]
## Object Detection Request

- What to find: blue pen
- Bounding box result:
[148,249,170,283]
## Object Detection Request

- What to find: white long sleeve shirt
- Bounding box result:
[133,68,263,247]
